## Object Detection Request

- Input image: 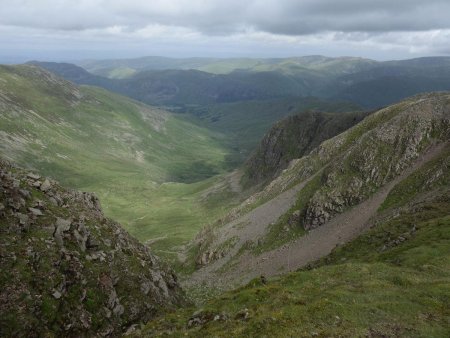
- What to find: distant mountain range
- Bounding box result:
[30,56,450,109]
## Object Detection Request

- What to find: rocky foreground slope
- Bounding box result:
[0,159,185,337]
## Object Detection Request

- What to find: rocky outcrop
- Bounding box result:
[242,110,368,187]
[0,159,185,337]
[302,93,450,229]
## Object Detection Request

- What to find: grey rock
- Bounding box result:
[103,307,112,319]
[288,210,301,226]
[53,218,71,246]
[16,213,29,225]
[52,290,62,299]
[40,179,51,192]
[12,179,20,188]
[124,324,139,336]
[48,197,59,206]
[32,181,42,188]
[33,200,46,209]
[112,303,124,317]
[8,197,25,211]
[214,312,229,321]
[141,281,151,295]
[19,189,31,199]
[187,317,203,327]
[28,207,43,216]
[187,310,215,327]
[74,229,88,252]
[27,173,41,180]
[100,326,114,337]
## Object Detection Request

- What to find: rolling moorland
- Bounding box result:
[0,56,449,337]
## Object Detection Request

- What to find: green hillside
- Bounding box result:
[0,65,236,252]
[136,93,450,337]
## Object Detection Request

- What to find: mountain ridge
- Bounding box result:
[185,92,450,291]
[241,110,370,187]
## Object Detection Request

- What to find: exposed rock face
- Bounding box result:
[0,159,185,337]
[302,93,450,229]
[242,111,368,187]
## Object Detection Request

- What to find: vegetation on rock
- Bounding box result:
[0,159,185,336]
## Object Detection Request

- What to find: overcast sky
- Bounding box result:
[1,0,450,62]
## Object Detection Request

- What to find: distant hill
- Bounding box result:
[78,56,223,77]
[31,61,323,106]
[27,61,114,88]
[77,55,377,77]
[0,64,228,184]
[32,56,450,109]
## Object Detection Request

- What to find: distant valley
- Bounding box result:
[0,65,235,253]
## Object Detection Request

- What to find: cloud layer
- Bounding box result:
[1,0,450,61]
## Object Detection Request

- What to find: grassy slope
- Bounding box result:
[137,182,450,337]
[0,65,236,252]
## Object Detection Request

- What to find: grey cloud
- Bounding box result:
[1,0,450,35]
[248,0,450,35]
[1,0,450,61]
